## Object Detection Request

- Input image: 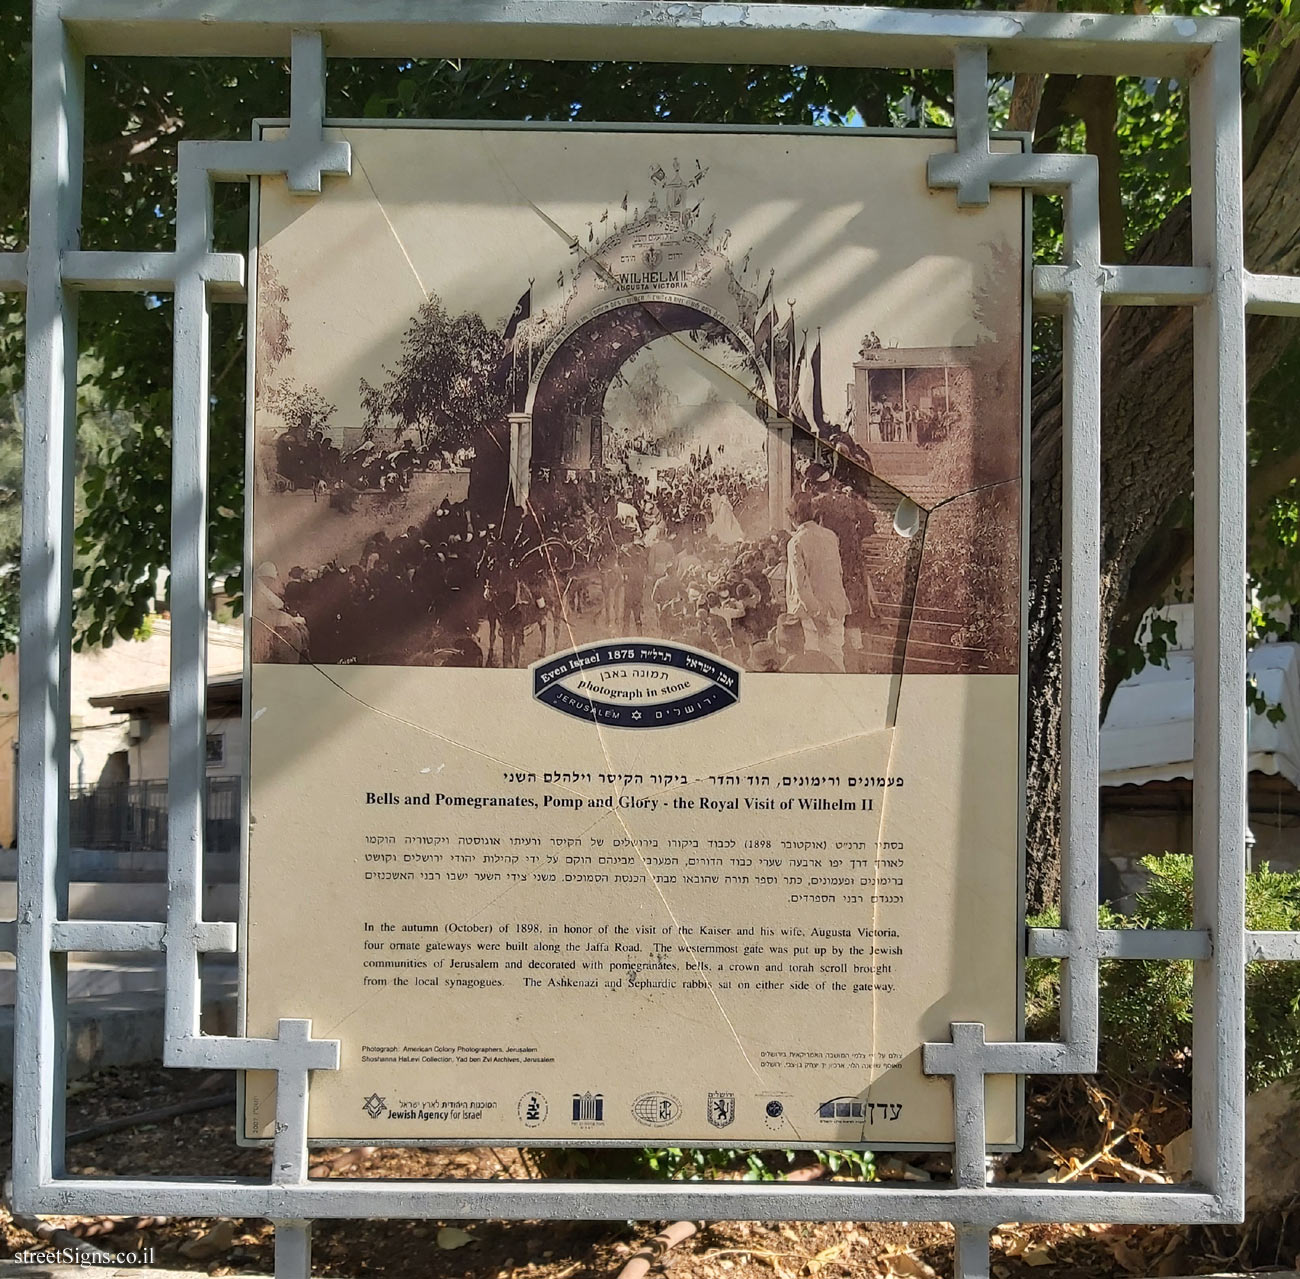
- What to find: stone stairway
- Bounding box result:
[863,441,951,509]
[855,600,1018,673]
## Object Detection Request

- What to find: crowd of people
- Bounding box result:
[273,422,473,505]
[870,399,960,447]
[254,434,887,674]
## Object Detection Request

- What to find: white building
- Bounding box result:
[1101,602,1300,902]
[0,617,243,848]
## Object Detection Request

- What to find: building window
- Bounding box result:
[205,733,225,768]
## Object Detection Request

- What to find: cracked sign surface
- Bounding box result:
[242,126,1026,1147]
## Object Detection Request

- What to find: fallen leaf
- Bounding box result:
[179,1220,237,1261]
[806,1242,846,1274]
[1001,1234,1032,1258]
[1108,1240,1148,1274]
[1020,1244,1053,1268]
[437,1227,476,1250]
[880,1250,937,1279]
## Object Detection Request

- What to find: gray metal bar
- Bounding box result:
[47,920,235,953]
[949,1024,988,1190]
[55,0,1227,74]
[285,31,331,195]
[274,1221,312,1279]
[926,1037,1084,1078]
[1027,927,1212,961]
[13,0,83,1206]
[271,1020,337,1184]
[1188,34,1248,1220]
[950,47,991,208]
[163,148,215,1060]
[1055,155,1103,1067]
[1034,264,1212,308]
[18,1176,1224,1227]
[0,921,16,954]
[935,130,1106,1086]
[154,57,344,1082]
[1244,271,1300,316]
[61,249,245,300]
[955,1226,990,1279]
[50,920,166,952]
[1247,931,1300,961]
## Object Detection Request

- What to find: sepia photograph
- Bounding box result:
[251,128,1024,676]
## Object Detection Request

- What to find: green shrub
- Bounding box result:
[1027,854,1300,1091]
[535,1145,874,1182]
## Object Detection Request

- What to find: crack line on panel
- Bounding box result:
[248,614,591,800]
[503,492,775,1093]
[350,144,431,302]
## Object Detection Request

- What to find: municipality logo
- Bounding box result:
[533,641,740,729]
[707,1091,736,1128]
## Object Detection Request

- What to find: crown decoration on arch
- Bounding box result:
[500,156,809,424]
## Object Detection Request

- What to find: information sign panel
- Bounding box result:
[242,124,1028,1148]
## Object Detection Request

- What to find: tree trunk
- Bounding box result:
[1024,38,1300,913]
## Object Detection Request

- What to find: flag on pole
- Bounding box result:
[774,313,795,415]
[749,273,774,338]
[811,335,831,436]
[754,306,774,372]
[493,283,532,401]
[791,334,810,427]
[502,284,532,345]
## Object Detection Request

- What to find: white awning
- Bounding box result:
[1100,640,1300,790]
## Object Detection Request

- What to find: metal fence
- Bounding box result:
[68,778,241,853]
[6,5,1300,1279]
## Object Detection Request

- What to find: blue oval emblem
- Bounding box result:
[532,641,740,729]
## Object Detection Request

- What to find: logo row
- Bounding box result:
[519,1090,749,1128]
[363,1091,891,1127]
[516,1091,804,1128]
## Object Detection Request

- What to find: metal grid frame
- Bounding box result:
[7,4,1300,1278]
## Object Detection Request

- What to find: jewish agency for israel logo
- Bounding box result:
[533,642,740,729]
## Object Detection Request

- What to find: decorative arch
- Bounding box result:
[522,293,777,424]
[505,295,792,521]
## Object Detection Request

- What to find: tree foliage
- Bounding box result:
[1027,855,1300,1091]
[359,297,506,452]
[266,382,337,438]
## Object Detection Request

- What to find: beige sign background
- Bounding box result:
[243,126,1027,1148]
